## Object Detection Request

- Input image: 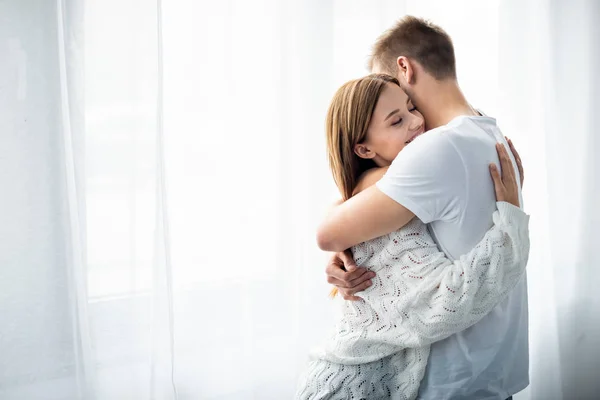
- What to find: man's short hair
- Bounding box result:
[368,16,457,80]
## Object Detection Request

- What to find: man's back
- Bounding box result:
[377,115,529,399]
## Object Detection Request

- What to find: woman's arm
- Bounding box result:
[396,201,529,348]
[318,144,530,364]
[319,201,530,365]
[394,143,526,346]
[325,141,525,301]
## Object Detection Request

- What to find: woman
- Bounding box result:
[295,74,530,399]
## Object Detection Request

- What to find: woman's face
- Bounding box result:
[355,83,425,166]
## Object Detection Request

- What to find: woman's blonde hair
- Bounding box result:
[326,74,399,200]
[325,74,399,299]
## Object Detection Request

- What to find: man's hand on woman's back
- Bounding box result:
[324,138,525,301]
[326,250,374,301]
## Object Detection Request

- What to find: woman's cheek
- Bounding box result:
[391,141,406,161]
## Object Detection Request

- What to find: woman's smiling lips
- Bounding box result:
[406,128,425,144]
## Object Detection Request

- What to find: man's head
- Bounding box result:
[368,16,456,97]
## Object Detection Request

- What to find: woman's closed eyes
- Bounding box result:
[392,117,403,126]
[391,106,418,126]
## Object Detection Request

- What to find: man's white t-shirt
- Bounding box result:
[376,115,529,400]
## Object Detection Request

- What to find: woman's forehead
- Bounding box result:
[377,84,408,110]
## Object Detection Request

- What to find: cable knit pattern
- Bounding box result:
[296,202,530,400]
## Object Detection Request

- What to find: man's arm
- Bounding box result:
[326,140,525,301]
[317,134,462,253]
[316,186,415,252]
[317,144,529,365]
[322,167,394,300]
[319,167,397,254]
[318,202,530,365]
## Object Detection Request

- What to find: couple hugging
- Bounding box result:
[296,16,530,400]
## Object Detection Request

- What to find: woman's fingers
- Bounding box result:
[495,143,520,207]
[506,137,524,187]
[496,143,513,178]
[489,163,504,202]
[498,143,516,183]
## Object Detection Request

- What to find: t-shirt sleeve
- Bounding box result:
[375,132,467,224]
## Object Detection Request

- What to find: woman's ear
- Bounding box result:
[354,143,375,159]
[397,56,415,84]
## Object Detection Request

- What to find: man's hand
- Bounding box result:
[326,250,375,301]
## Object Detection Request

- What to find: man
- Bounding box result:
[317,17,527,400]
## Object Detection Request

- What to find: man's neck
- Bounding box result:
[413,79,477,130]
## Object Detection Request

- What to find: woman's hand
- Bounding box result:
[489,142,521,207]
[506,137,524,188]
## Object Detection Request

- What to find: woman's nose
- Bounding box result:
[409,117,424,132]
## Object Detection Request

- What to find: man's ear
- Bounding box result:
[354,143,375,159]
[396,56,415,84]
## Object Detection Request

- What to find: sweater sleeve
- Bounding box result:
[315,202,530,365]
[395,201,530,348]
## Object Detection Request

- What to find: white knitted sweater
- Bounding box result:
[296,202,530,400]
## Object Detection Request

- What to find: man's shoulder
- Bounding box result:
[391,128,464,178]
[403,126,460,161]
[394,115,500,171]
[431,116,500,156]
[443,115,500,140]
[413,115,496,144]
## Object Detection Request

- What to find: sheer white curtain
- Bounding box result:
[1,0,598,399]
[498,0,600,399]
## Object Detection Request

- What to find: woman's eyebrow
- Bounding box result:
[384,109,400,121]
